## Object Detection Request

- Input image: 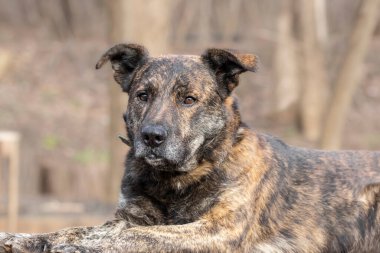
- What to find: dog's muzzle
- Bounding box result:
[141,124,168,148]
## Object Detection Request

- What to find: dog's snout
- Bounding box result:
[141,125,168,147]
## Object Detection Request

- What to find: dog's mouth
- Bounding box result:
[132,136,205,172]
[133,138,200,171]
[144,153,165,166]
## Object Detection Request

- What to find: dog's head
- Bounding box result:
[96,44,257,172]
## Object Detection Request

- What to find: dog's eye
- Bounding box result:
[137,92,148,102]
[183,96,196,105]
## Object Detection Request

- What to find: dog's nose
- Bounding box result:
[141,125,168,147]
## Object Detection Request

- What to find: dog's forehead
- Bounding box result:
[138,55,210,78]
[130,55,215,92]
[151,54,203,65]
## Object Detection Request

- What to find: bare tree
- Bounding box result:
[299,0,329,141]
[198,0,213,46]
[274,0,300,124]
[320,0,380,149]
[314,0,329,49]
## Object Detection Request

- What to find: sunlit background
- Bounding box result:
[0,0,379,233]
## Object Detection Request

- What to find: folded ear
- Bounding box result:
[96,43,148,92]
[201,48,258,96]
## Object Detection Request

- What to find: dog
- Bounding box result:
[1,43,380,253]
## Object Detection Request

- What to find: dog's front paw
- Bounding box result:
[0,233,14,253]
[2,234,50,253]
[51,244,97,253]
[1,233,34,253]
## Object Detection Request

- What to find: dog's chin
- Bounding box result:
[144,154,166,167]
[136,152,178,171]
[142,154,197,173]
[134,143,198,172]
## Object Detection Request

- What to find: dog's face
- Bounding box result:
[126,56,226,170]
[96,44,257,172]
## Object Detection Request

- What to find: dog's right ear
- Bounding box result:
[95,44,148,92]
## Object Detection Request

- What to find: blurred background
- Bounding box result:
[0,0,379,233]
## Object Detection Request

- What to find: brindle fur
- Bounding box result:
[1,44,380,253]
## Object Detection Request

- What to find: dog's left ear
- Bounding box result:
[95,43,149,92]
[202,48,258,95]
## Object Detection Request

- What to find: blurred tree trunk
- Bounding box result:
[175,0,198,46]
[320,0,380,149]
[34,0,73,38]
[299,0,329,141]
[274,0,300,124]
[198,0,213,46]
[105,0,173,203]
[314,0,329,49]
[213,0,243,42]
[0,50,11,78]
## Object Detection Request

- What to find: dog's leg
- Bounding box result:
[51,220,238,253]
[0,233,35,253]
[1,217,243,253]
[0,225,103,253]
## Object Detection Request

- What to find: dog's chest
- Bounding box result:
[165,195,218,224]
[137,168,226,225]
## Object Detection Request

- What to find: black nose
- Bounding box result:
[141,125,168,147]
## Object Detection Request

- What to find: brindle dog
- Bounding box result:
[1,44,380,253]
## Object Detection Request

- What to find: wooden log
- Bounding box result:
[0,131,21,232]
